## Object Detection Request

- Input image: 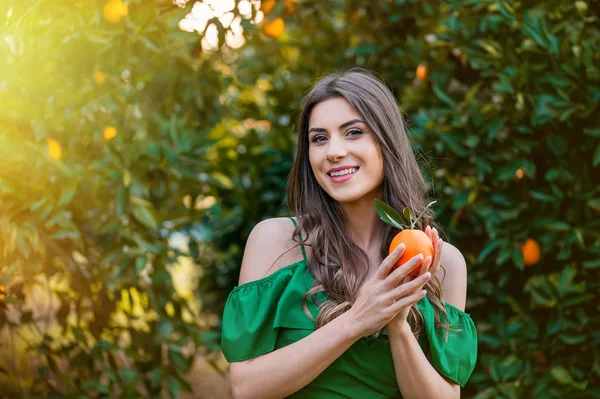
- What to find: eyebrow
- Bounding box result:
[308,119,366,134]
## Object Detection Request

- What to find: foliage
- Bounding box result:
[1,0,599,397]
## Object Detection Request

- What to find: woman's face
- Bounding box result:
[308,97,384,204]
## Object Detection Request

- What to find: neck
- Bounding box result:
[340,197,386,253]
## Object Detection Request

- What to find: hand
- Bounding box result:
[345,243,432,339]
[385,225,444,335]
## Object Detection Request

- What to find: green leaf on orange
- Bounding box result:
[374,199,405,229]
[403,207,414,225]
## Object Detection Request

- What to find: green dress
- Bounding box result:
[221,218,478,398]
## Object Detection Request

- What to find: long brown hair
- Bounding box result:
[287,68,452,338]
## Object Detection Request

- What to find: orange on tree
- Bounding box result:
[94,68,106,85]
[515,167,525,179]
[103,126,117,141]
[521,238,541,266]
[260,0,276,16]
[261,0,297,16]
[375,199,437,277]
[103,0,128,24]
[262,18,285,38]
[284,0,298,14]
[416,63,428,81]
[48,139,62,160]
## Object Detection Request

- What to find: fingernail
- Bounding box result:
[423,272,431,279]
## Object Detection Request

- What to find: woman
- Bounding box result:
[221,69,477,398]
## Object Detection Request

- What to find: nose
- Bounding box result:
[326,134,347,162]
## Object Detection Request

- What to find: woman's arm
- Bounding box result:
[230,311,360,399]
[388,323,460,399]
[386,229,467,399]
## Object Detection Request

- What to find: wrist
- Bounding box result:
[386,321,413,338]
[338,309,362,342]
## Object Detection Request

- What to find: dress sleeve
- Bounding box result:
[220,262,308,362]
[417,298,478,387]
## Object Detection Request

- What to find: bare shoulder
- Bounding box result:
[435,242,468,311]
[237,217,307,286]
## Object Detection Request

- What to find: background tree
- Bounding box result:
[1,0,599,397]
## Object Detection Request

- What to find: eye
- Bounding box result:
[346,129,363,137]
[311,135,328,144]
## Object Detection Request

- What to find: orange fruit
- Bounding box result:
[103,126,117,141]
[94,68,106,85]
[48,139,62,160]
[0,285,5,300]
[515,167,525,179]
[262,18,285,38]
[389,229,434,277]
[260,0,276,16]
[416,64,428,81]
[284,0,298,14]
[103,0,128,23]
[522,238,541,266]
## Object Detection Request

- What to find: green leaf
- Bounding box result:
[30,198,46,212]
[545,222,571,231]
[131,200,159,231]
[587,199,600,212]
[119,368,137,386]
[545,169,560,181]
[522,10,548,48]
[559,332,586,345]
[57,186,77,206]
[167,375,180,399]
[116,184,127,216]
[211,172,234,189]
[583,259,600,269]
[529,190,555,202]
[156,320,174,341]
[487,117,506,141]
[551,366,573,385]
[547,135,567,155]
[374,199,405,229]
[512,247,524,270]
[478,239,502,262]
[583,128,600,137]
[432,83,456,107]
[402,207,414,225]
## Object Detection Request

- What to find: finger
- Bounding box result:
[389,272,431,301]
[390,289,427,314]
[430,240,443,277]
[376,243,405,279]
[425,225,432,241]
[386,253,423,283]
[417,256,432,277]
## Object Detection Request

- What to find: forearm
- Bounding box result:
[230,311,359,399]
[388,325,460,399]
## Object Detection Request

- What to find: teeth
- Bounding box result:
[330,168,358,177]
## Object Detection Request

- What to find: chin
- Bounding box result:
[328,191,369,204]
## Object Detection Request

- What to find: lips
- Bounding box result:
[327,166,360,177]
[328,167,359,183]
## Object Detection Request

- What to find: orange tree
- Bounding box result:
[1,0,599,397]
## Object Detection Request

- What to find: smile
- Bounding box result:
[328,167,359,182]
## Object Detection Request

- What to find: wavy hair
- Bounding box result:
[287,68,452,338]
